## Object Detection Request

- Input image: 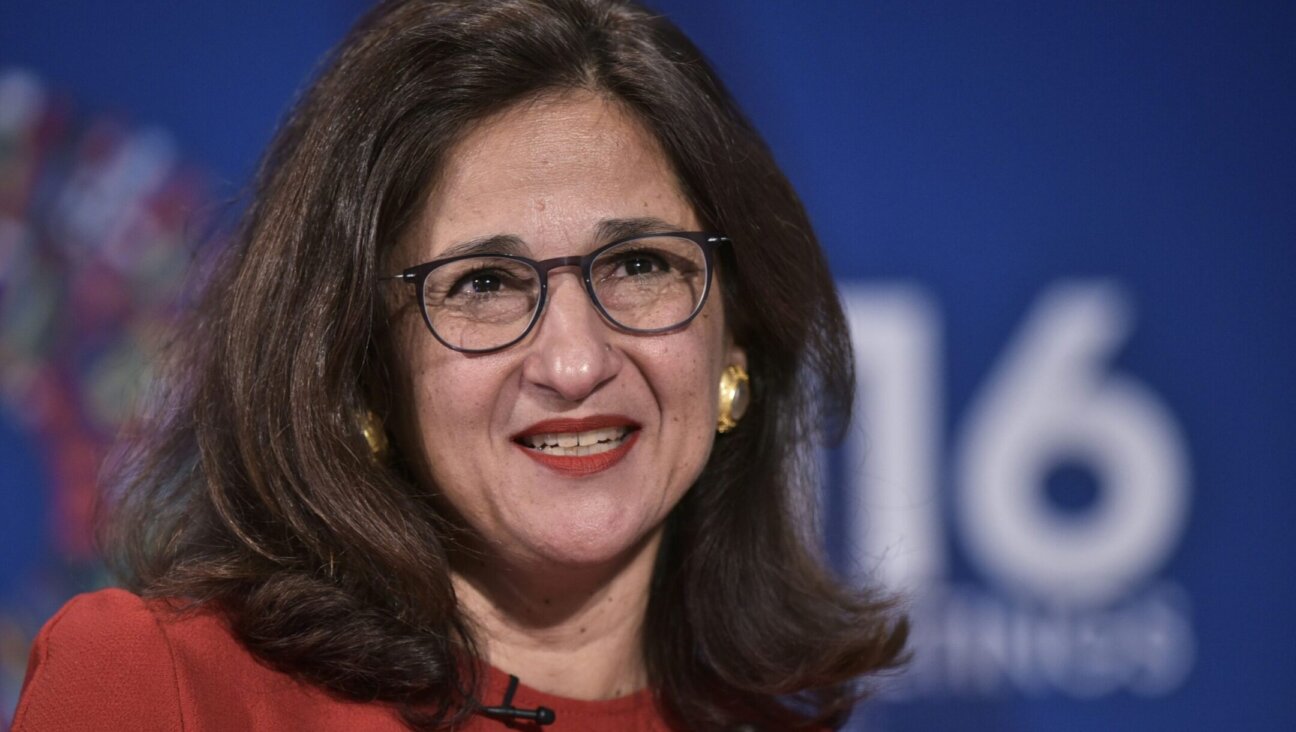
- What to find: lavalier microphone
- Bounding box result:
[479,674,556,726]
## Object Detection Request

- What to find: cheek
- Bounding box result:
[393,339,499,477]
[413,363,496,443]
[648,316,727,433]
[404,361,503,520]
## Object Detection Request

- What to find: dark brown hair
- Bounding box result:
[106,0,906,729]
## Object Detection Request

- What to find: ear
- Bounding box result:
[723,333,748,373]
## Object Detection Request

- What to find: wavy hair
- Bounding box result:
[105,1,907,729]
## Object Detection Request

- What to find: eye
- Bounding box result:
[425,256,538,312]
[448,268,516,297]
[611,250,671,278]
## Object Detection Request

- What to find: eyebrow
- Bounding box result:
[594,216,686,243]
[434,216,686,261]
[436,234,528,259]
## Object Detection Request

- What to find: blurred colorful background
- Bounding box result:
[2,1,1293,730]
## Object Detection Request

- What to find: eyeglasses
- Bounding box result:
[386,232,729,353]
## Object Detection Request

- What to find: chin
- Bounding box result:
[512,505,661,569]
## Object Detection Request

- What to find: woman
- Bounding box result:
[14,0,905,730]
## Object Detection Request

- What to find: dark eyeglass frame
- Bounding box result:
[384,231,730,353]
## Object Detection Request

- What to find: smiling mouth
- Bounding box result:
[512,417,641,476]
[517,426,633,456]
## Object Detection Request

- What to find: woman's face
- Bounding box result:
[392,92,745,569]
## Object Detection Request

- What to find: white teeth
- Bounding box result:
[579,427,619,446]
[521,427,630,455]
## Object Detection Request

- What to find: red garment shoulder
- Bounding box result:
[13,588,184,731]
[12,588,405,731]
[13,589,681,731]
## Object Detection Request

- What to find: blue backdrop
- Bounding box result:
[2,2,1292,730]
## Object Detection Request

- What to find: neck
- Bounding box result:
[451,528,662,701]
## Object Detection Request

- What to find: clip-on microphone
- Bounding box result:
[480,674,556,726]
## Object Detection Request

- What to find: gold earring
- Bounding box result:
[716,365,750,434]
[359,409,390,461]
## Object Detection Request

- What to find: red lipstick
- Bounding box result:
[513,415,640,476]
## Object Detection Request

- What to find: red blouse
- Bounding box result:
[13,589,675,731]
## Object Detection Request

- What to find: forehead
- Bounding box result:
[405,91,699,262]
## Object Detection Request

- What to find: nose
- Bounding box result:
[520,270,621,402]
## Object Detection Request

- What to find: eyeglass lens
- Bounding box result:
[421,235,709,351]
